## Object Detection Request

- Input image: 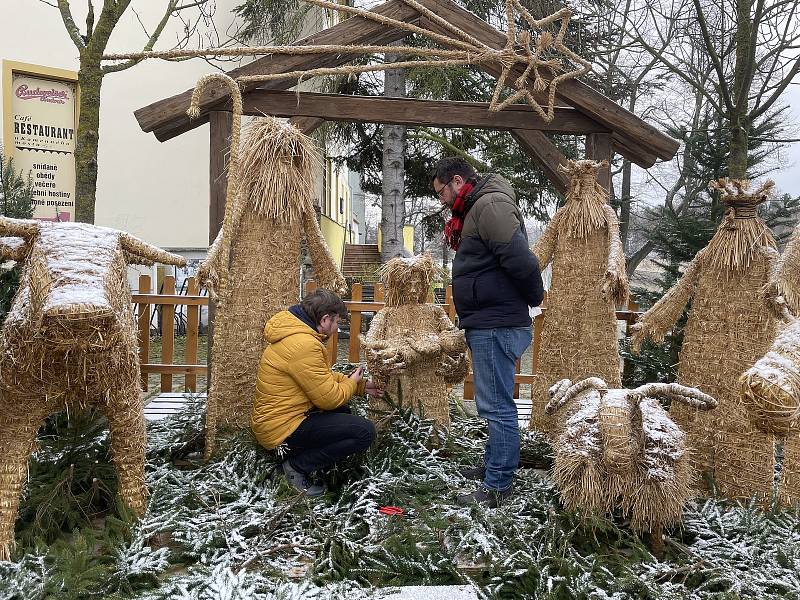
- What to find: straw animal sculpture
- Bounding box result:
[0,217,185,561]
[631,178,780,503]
[103,0,591,124]
[546,377,717,542]
[190,76,346,459]
[530,159,628,437]
[362,254,468,430]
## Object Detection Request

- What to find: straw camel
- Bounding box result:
[531,159,628,437]
[0,217,184,561]
[363,254,468,430]
[632,178,780,503]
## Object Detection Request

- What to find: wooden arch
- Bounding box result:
[133,0,679,244]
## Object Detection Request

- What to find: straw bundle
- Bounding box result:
[0,217,185,561]
[765,221,800,315]
[547,377,716,535]
[631,178,779,504]
[198,112,346,459]
[363,254,468,430]
[531,160,629,437]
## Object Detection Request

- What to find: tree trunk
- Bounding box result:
[728,0,753,179]
[74,58,103,223]
[380,42,407,262]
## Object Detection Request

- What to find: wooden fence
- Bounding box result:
[134,276,641,396]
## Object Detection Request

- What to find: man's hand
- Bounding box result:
[365,379,384,397]
[349,364,365,383]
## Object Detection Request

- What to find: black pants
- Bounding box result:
[284,405,376,474]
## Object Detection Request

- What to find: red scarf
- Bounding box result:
[444,181,474,251]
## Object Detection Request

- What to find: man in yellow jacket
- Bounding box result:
[252,289,382,496]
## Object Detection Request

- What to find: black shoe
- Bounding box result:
[459,464,486,481]
[456,485,513,508]
[282,460,326,497]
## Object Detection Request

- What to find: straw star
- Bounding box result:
[489,0,591,122]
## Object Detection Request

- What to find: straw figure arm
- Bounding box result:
[532,211,562,270]
[362,310,396,380]
[432,306,469,384]
[630,255,703,352]
[302,206,347,296]
[601,205,629,306]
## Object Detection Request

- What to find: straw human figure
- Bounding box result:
[0,217,185,561]
[192,79,345,458]
[740,221,800,507]
[631,178,780,503]
[530,159,628,437]
[546,377,717,553]
[362,254,468,430]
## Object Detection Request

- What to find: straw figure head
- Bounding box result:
[704,178,776,274]
[238,116,322,224]
[557,159,610,239]
[740,317,800,437]
[381,253,441,307]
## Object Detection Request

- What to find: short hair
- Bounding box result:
[300,288,348,325]
[432,156,477,185]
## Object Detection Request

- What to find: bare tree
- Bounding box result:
[40,0,215,223]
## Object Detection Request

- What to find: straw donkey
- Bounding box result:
[190,75,346,458]
[531,159,629,436]
[363,254,468,430]
[631,179,781,503]
[0,217,185,560]
[546,377,717,554]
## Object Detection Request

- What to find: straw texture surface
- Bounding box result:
[631,179,779,503]
[531,160,628,437]
[547,377,716,534]
[200,115,346,459]
[363,255,467,430]
[0,217,184,561]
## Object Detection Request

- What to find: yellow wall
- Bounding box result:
[320,215,346,268]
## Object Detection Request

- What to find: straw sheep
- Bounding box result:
[0,216,185,561]
[546,377,717,549]
[530,159,628,437]
[191,76,345,459]
[363,254,468,430]
[631,179,781,503]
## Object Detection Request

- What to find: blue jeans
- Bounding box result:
[465,327,532,491]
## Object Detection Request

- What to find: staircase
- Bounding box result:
[341,243,381,284]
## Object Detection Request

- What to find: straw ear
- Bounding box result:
[0,216,39,240]
[0,237,31,262]
[119,233,186,267]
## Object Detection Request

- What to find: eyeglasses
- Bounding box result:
[434,178,453,198]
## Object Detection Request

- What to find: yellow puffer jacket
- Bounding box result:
[251,309,365,449]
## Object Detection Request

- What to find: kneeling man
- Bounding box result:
[252,289,382,496]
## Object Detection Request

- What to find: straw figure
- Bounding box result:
[362,254,468,430]
[190,75,346,458]
[530,159,629,436]
[765,221,800,316]
[631,178,781,503]
[546,377,717,552]
[0,217,185,561]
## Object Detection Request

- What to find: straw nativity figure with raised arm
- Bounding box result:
[193,85,346,458]
[631,178,781,503]
[530,159,629,437]
[362,254,468,430]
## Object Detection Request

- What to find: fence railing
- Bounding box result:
[134,276,641,397]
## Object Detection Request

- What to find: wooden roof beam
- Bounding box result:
[239,90,608,134]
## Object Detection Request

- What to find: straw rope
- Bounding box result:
[102,0,591,123]
[364,254,467,431]
[532,160,627,437]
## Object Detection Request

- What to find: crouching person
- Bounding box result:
[252,289,382,496]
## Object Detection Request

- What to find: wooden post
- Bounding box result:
[349,283,363,362]
[586,132,613,192]
[445,284,456,322]
[138,275,151,391]
[185,277,200,392]
[161,276,176,392]
[207,110,232,390]
[374,283,384,302]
